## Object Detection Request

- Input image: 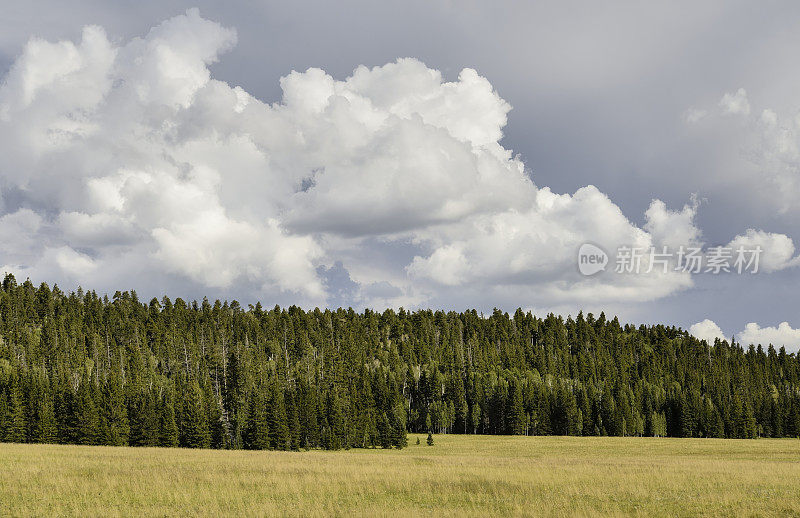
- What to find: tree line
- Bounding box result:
[1,274,799,450]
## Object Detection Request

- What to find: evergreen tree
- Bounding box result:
[129,389,159,447]
[2,373,26,442]
[243,389,270,450]
[679,393,696,438]
[181,381,210,449]
[74,371,99,445]
[377,413,391,449]
[0,273,799,450]
[507,379,526,435]
[99,374,129,446]
[267,381,289,451]
[30,395,57,443]
[159,391,179,448]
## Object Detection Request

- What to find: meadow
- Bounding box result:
[1,434,799,517]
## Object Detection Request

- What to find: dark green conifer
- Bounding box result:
[243,389,270,450]
[159,390,179,448]
[181,381,211,449]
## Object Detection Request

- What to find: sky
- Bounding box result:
[1,1,799,350]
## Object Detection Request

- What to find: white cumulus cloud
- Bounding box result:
[689,319,727,344]
[726,229,800,272]
[739,322,800,352]
[0,11,796,310]
[644,197,703,250]
[690,319,800,352]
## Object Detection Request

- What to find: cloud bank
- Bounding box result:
[739,322,800,352]
[687,87,800,216]
[0,10,797,311]
[691,319,800,353]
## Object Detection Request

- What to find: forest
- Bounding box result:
[1,273,799,450]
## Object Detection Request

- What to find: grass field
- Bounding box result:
[2,435,799,517]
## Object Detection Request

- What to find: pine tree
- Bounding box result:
[129,389,159,447]
[243,389,270,450]
[324,390,347,450]
[54,380,77,444]
[376,412,391,449]
[267,381,289,450]
[181,381,210,449]
[159,391,179,448]
[297,380,319,449]
[30,395,57,443]
[679,393,696,438]
[2,373,26,443]
[99,374,129,446]
[207,392,225,449]
[74,371,99,445]
[507,380,526,435]
[285,388,301,451]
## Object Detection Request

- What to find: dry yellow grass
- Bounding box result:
[1,435,799,517]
